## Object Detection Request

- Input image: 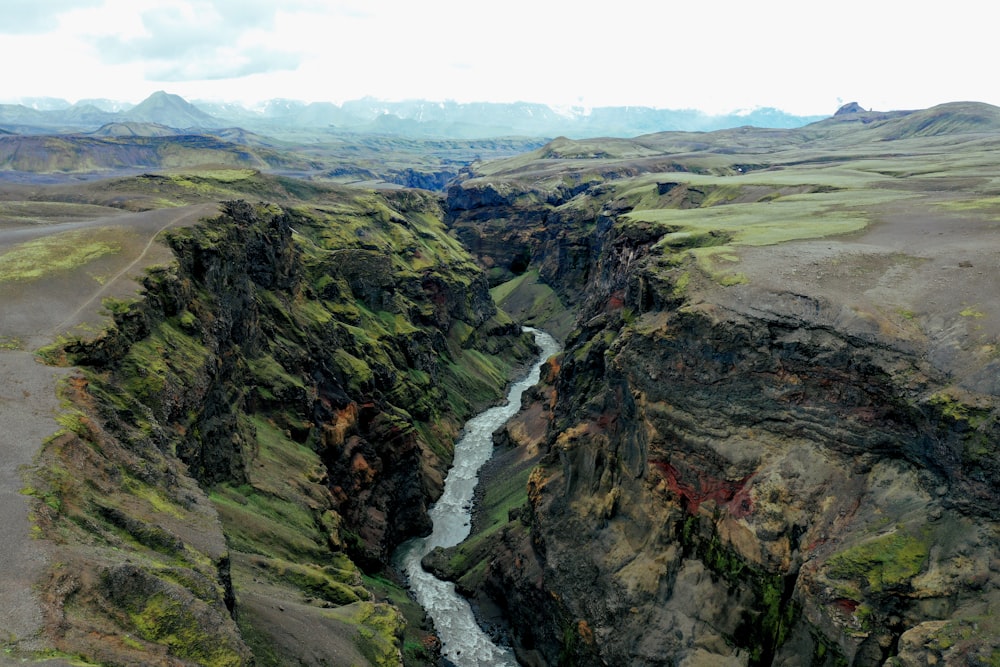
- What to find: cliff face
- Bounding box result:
[29,191,535,665]
[511,286,1000,666]
[441,126,1000,666]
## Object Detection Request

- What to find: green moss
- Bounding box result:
[927,390,992,429]
[331,348,374,394]
[246,354,306,400]
[101,296,136,317]
[178,309,198,329]
[437,348,507,418]
[673,271,691,296]
[255,558,366,605]
[0,336,23,350]
[119,319,210,413]
[130,593,243,667]
[352,602,405,667]
[490,270,573,340]
[0,227,122,282]
[827,528,930,592]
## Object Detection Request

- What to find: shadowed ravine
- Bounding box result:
[395,327,560,666]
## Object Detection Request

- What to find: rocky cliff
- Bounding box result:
[438,109,1000,666]
[26,187,535,665]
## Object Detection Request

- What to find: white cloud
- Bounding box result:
[0,0,103,34]
[2,0,999,114]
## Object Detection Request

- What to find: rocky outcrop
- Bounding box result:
[835,102,867,115]
[30,191,536,665]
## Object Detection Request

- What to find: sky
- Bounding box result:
[1,0,996,116]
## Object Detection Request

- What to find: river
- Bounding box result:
[394,327,560,667]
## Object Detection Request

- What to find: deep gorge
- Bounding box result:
[21,107,1000,667]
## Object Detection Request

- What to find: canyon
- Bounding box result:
[435,102,1000,666]
[1,101,999,666]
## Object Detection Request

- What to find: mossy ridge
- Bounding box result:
[33,189,535,665]
[126,592,244,667]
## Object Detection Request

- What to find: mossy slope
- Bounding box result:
[26,187,535,666]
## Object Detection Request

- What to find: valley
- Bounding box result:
[1,100,999,666]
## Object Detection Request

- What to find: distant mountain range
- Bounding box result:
[0,91,827,139]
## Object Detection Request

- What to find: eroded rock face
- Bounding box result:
[446,164,1000,666]
[517,294,999,665]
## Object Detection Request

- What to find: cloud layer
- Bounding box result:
[1,0,103,34]
[94,0,304,80]
[3,0,999,115]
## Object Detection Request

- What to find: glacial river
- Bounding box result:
[394,327,560,667]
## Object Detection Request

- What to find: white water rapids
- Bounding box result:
[394,327,560,667]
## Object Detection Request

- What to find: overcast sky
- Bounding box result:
[1,0,995,115]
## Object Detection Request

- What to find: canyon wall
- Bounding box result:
[442,162,1000,666]
[28,191,535,665]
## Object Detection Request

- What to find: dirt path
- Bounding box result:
[0,203,217,661]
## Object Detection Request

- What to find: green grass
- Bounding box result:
[490,270,574,340]
[0,336,23,350]
[632,189,892,250]
[960,306,986,318]
[479,466,533,534]
[211,418,329,561]
[252,556,367,605]
[0,227,122,282]
[937,195,1000,212]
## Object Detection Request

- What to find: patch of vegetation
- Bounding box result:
[118,319,211,414]
[826,527,930,594]
[363,573,438,665]
[0,336,23,350]
[937,195,1000,212]
[351,602,405,667]
[0,227,122,282]
[253,557,367,605]
[129,592,243,667]
[0,200,123,224]
[960,306,985,318]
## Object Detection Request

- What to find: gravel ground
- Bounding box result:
[0,203,216,661]
[0,351,69,656]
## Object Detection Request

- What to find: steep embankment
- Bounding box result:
[440,106,1000,666]
[23,189,536,665]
